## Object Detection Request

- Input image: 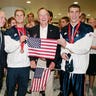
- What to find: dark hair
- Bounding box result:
[80,13,86,17]
[68,4,81,12]
[8,17,16,24]
[37,7,49,15]
[27,12,34,18]
[47,10,53,18]
[14,9,25,16]
[61,16,70,23]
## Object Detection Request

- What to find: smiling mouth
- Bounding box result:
[42,19,46,21]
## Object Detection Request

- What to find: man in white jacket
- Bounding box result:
[4,9,30,96]
[57,4,93,96]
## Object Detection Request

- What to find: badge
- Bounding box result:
[14,33,18,37]
[64,32,67,35]
[76,34,79,37]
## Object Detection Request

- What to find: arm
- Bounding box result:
[91,46,96,50]
[58,33,93,55]
[4,36,20,53]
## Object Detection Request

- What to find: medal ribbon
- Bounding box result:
[68,22,80,43]
[17,27,26,52]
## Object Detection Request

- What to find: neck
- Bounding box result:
[40,23,48,28]
[17,23,24,28]
[70,20,80,27]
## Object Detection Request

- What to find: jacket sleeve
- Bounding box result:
[65,32,93,54]
[4,36,20,53]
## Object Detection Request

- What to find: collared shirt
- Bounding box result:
[39,25,48,67]
[40,25,48,38]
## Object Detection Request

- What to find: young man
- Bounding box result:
[59,16,69,32]
[26,12,35,28]
[0,10,6,92]
[29,8,60,96]
[4,9,30,96]
[57,4,93,96]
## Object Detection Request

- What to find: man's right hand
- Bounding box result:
[61,53,69,61]
[20,35,27,43]
[57,38,67,48]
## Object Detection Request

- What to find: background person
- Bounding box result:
[0,10,6,92]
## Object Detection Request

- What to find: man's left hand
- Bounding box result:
[49,62,55,70]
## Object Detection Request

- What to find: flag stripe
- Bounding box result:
[28,53,55,59]
[42,69,50,90]
[39,69,46,91]
[41,38,57,43]
[28,51,55,55]
[28,47,56,52]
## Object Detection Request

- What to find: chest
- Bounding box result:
[62,26,87,43]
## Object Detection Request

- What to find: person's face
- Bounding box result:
[68,7,81,23]
[79,15,86,23]
[38,9,49,25]
[15,11,25,24]
[60,19,68,28]
[10,19,16,27]
[0,11,6,27]
[28,14,34,22]
[88,18,96,28]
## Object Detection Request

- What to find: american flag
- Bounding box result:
[30,68,51,92]
[27,37,57,59]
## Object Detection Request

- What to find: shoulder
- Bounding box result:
[30,25,39,30]
[28,25,39,37]
[48,24,59,30]
[48,24,59,34]
[62,25,68,30]
[5,26,17,35]
[61,25,68,34]
[4,26,19,41]
[80,22,93,32]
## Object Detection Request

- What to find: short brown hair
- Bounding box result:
[37,7,49,15]
[8,17,16,24]
[61,16,70,23]
[27,12,34,18]
[14,9,25,16]
[68,4,81,12]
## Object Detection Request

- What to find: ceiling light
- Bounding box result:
[73,2,78,4]
[54,16,57,18]
[58,13,62,16]
[87,14,91,17]
[26,1,31,4]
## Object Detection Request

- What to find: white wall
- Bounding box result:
[2,6,24,19]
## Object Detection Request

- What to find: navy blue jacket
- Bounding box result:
[5,26,29,41]
[61,22,93,43]
[0,30,5,68]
